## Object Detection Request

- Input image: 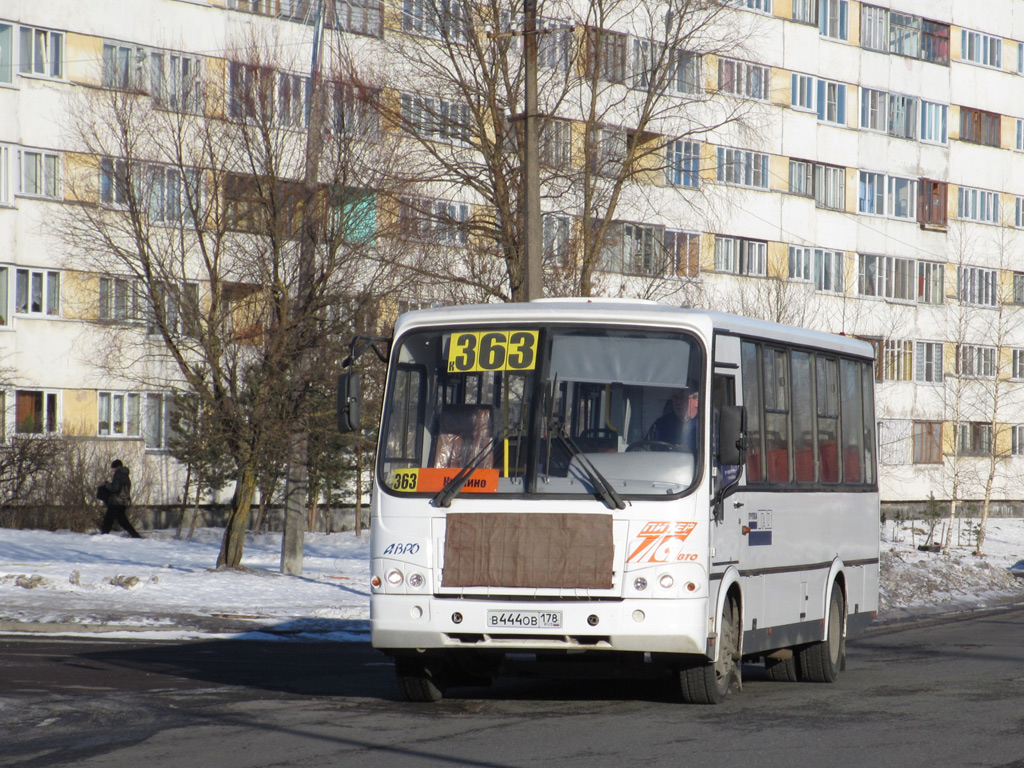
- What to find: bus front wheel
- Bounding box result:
[395,656,447,702]
[678,596,740,704]
[797,582,846,683]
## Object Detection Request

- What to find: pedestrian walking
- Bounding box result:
[97,459,142,538]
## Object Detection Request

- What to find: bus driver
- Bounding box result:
[646,387,699,451]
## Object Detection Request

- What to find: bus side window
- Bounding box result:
[816,357,840,483]
[741,342,763,483]
[791,351,815,483]
[840,358,864,483]
[763,347,791,484]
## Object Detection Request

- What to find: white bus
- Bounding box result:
[339,299,879,704]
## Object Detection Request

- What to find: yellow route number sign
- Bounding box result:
[447,330,539,373]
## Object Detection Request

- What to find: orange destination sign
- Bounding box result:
[391,467,499,493]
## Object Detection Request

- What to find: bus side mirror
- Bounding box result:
[719,405,747,466]
[338,372,362,433]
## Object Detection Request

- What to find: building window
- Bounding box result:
[15,390,57,434]
[598,222,665,276]
[1016,197,1024,229]
[814,164,845,210]
[537,18,573,72]
[789,245,812,281]
[791,73,815,112]
[859,254,914,301]
[860,6,887,51]
[958,422,992,456]
[888,94,918,140]
[814,249,844,292]
[957,266,997,307]
[816,79,846,125]
[0,145,11,206]
[276,72,310,129]
[715,236,766,276]
[961,29,1002,68]
[399,196,470,246]
[1017,119,1024,151]
[98,392,141,437]
[792,0,817,24]
[920,101,948,144]
[402,0,467,41]
[717,58,769,100]
[329,0,384,37]
[917,261,944,305]
[957,187,999,225]
[19,150,60,199]
[726,0,772,11]
[0,24,12,84]
[1012,425,1024,456]
[889,13,922,58]
[665,230,699,278]
[100,158,128,207]
[716,148,769,189]
[539,119,572,169]
[150,51,203,113]
[666,140,699,188]
[956,344,997,378]
[1014,273,1024,304]
[102,42,146,91]
[959,107,1001,148]
[99,277,143,321]
[632,40,699,94]
[542,214,572,267]
[585,27,628,84]
[788,160,813,197]
[819,0,849,41]
[400,94,471,144]
[1013,349,1024,380]
[330,82,380,139]
[915,341,943,383]
[592,128,627,178]
[888,176,917,220]
[913,421,942,464]
[918,179,947,228]
[18,26,63,79]
[881,339,913,381]
[15,268,60,316]
[0,266,8,325]
[921,20,950,65]
[858,171,885,215]
[860,88,886,132]
[145,393,169,449]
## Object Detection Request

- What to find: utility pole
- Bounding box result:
[282,0,326,575]
[522,0,543,301]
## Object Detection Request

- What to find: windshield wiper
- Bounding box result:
[549,419,626,510]
[433,427,513,508]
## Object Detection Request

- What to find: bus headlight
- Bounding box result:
[408,572,424,588]
[386,569,404,586]
[659,574,674,589]
[633,577,648,592]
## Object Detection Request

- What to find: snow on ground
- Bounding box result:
[0,519,1022,640]
[879,516,1024,620]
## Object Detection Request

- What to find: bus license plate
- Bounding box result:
[486,610,562,629]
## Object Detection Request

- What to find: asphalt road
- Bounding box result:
[2,607,1024,768]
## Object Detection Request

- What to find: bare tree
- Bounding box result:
[367,0,761,301]
[59,31,409,567]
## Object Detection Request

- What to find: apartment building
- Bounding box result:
[2,0,1024,512]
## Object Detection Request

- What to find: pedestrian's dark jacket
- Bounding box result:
[104,465,131,507]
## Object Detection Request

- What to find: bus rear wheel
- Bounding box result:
[797,582,845,683]
[678,596,739,704]
[395,657,447,702]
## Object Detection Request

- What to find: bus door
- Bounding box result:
[711,335,743,572]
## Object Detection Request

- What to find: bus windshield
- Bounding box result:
[378,325,704,499]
